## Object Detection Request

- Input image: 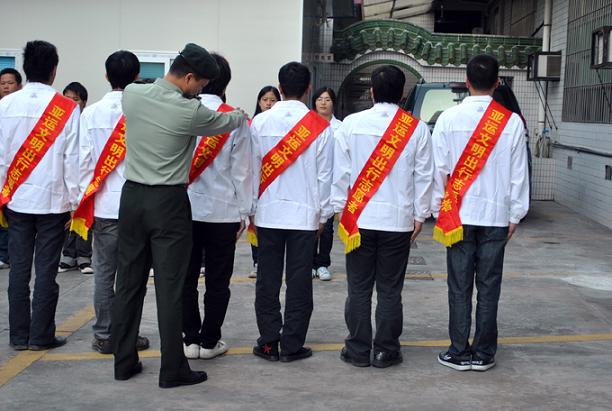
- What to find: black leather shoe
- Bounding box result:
[159,370,208,389]
[372,350,403,368]
[28,336,67,351]
[280,347,312,363]
[92,337,113,354]
[115,361,143,381]
[10,342,28,351]
[340,347,370,367]
[253,341,279,361]
[136,335,150,351]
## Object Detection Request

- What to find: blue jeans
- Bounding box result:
[446,225,508,361]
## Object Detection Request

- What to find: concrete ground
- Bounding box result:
[1,201,611,411]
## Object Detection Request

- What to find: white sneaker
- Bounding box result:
[317,266,332,281]
[0,260,9,269]
[199,340,228,359]
[149,268,154,278]
[248,264,257,279]
[200,266,206,277]
[184,343,200,359]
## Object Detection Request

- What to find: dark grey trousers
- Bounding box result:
[92,217,119,340]
[6,208,69,346]
[446,225,508,361]
[255,227,316,354]
[344,229,412,360]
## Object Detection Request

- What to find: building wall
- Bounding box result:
[0,0,303,116]
[546,0,612,228]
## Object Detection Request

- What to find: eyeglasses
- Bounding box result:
[316,97,332,103]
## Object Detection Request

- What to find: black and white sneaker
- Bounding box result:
[437,351,472,371]
[471,355,496,371]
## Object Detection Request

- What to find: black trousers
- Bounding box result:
[183,221,240,349]
[344,229,411,360]
[446,225,508,361]
[112,181,192,381]
[6,208,69,346]
[255,227,315,354]
[61,229,92,261]
[313,216,334,269]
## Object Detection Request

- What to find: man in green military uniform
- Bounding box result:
[111,43,247,388]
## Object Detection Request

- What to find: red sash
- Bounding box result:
[433,100,512,247]
[0,93,77,227]
[258,110,329,197]
[188,103,234,184]
[70,116,126,240]
[247,110,329,246]
[338,108,420,253]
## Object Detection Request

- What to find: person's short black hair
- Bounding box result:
[201,53,230,97]
[63,82,88,102]
[105,50,140,90]
[312,86,337,108]
[0,68,22,85]
[169,55,203,80]
[23,40,58,83]
[254,85,281,115]
[467,54,499,91]
[371,65,405,104]
[278,62,310,98]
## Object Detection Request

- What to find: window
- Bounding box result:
[0,56,15,70]
[562,0,612,123]
[418,88,467,125]
[133,51,176,81]
[0,49,21,72]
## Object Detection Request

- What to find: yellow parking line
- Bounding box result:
[0,304,95,388]
[41,332,612,362]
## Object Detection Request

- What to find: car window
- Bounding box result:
[419,89,467,124]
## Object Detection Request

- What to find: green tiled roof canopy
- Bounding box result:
[331,20,542,68]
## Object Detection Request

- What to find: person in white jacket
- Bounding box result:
[182,53,252,360]
[431,55,529,372]
[250,62,333,362]
[0,41,79,351]
[77,51,150,355]
[332,65,433,368]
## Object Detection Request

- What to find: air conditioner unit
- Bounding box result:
[527,51,562,81]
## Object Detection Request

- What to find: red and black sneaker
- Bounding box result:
[253,341,279,361]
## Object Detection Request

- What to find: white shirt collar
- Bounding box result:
[23,82,54,91]
[272,99,309,111]
[462,95,493,104]
[199,94,223,106]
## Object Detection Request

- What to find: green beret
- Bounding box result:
[179,43,219,79]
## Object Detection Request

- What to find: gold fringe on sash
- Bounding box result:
[247,227,258,247]
[433,225,464,247]
[70,217,90,241]
[0,211,7,228]
[338,222,361,254]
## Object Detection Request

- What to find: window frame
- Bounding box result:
[133,50,176,80]
[0,49,22,72]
